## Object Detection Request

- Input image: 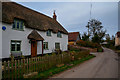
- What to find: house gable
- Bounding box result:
[68,32,80,42]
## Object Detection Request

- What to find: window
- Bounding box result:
[55,43,60,49]
[57,32,62,38]
[12,19,24,30]
[43,42,48,50]
[46,30,51,36]
[11,41,21,52]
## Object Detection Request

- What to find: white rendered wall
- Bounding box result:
[2,22,68,58]
[38,31,68,53]
[0,22,2,59]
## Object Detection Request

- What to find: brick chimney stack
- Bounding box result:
[53,10,57,20]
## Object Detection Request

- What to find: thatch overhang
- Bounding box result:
[28,30,44,41]
[2,2,68,34]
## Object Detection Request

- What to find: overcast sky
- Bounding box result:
[15,2,118,37]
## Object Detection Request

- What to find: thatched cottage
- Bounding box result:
[1,2,68,59]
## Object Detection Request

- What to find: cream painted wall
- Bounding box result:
[115,34,120,46]
[2,22,68,58]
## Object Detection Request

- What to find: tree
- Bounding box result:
[105,34,110,42]
[86,19,106,43]
[82,32,90,41]
[111,35,115,41]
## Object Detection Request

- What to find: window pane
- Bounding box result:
[43,42,48,49]
[17,44,20,51]
[57,32,61,37]
[55,43,60,49]
[11,41,21,51]
[11,44,15,51]
[46,43,48,49]
[47,30,51,36]
[17,21,19,29]
[43,44,46,49]
[13,20,16,29]
[20,22,23,30]
[16,42,21,51]
[46,31,49,36]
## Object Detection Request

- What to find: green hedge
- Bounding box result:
[76,40,101,48]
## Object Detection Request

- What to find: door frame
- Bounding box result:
[31,40,43,57]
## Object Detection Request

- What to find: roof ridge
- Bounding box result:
[2,2,68,34]
[69,32,79,33]
[10,2,53,20]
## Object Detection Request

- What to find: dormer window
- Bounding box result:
[57,32,62,38]
[12,19,24,31]
[46,30,51,36]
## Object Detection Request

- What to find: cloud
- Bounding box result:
[11,0,120,2]
[18,2,118,35]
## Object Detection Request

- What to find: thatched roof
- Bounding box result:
[28,30,44,41]
[2,2,68,34]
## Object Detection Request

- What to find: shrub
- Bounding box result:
[68,45,81,52]
[97,47,103,52]
[55,49,62,54]
[73,51,90,60]
[76,40,86,47]
[116,45,120,50]
[76,40,101,49]
[68,42,74,45]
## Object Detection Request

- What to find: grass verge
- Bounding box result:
[33,55,95,79]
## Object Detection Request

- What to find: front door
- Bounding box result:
[31,40,37,57]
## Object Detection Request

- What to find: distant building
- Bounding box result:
[68,32,81,45]
[115,31,120,46]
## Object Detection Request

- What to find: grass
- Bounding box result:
[33,55,95,79]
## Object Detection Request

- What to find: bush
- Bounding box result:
[76,40,86,47]
[72,50,90,60]
[68,45,81,52]
[116,45,120,50]
[76,40,101,49]
[97,47,103,52]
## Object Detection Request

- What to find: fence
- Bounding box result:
[2,53,71,79]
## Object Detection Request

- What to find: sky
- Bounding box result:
[12,1,118,37]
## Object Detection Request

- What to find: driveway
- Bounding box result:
[52,48,118,78]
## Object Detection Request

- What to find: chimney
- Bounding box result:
[53,10,57,20]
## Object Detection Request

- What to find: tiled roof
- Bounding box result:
[68,32,80,42]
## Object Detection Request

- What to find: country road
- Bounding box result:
[52,48,119,78]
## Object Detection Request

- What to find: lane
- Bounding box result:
[52,48,118,78]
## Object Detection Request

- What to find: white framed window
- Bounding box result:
[57,32,62,38]
[12,19,24,31]
[11,40,21,52]
[55,43,60,49]
[43,42,48,50]
[46,30,51,36]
